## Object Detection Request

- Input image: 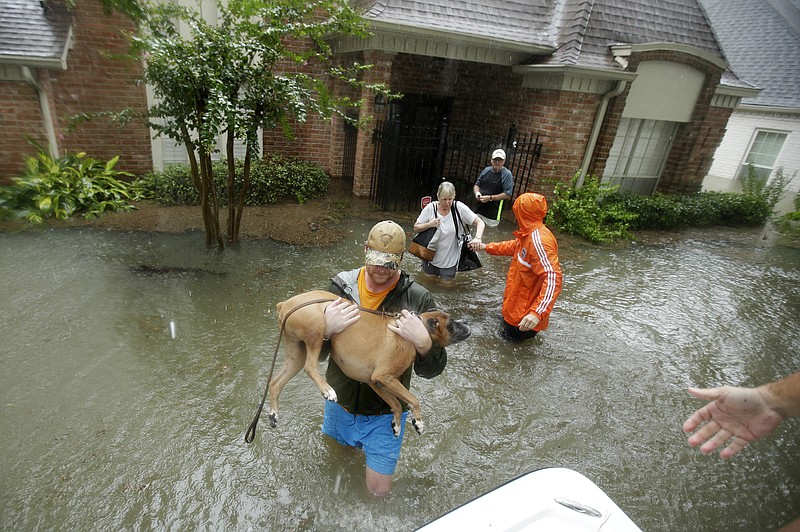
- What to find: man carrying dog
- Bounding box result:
[321,220,448,496]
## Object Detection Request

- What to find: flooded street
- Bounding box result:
[1,220,798,530]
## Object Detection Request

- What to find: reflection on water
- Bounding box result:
[1,222,798,531]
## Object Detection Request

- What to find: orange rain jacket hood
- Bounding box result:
[485,193,563,331]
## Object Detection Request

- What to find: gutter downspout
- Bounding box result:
[576,79,626,188]
[22,66,59,159]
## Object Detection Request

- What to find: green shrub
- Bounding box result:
[0,151,136,223]
[133,155,329,206]
[604,191,771,230]
[603,192,686,230]
[546,173,636,243]
[775,192,800,236]
[133,163,199,205]
[261,155,330,205]
[546,170,784,243]
[739,165,793,211]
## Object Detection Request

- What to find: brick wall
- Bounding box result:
[47,0,152,178]
[0,80,48,183]
[260,48,356,176]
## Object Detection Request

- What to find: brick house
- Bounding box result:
[1,0,756,208]
[0,0,152,182]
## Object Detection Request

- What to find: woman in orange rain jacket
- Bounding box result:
[469,192,563,342]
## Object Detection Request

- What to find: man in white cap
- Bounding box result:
[472,148,514,227]
[320,220,448,496]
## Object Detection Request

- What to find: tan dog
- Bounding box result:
[268,290,470,436]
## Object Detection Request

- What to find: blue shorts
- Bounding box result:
[322,400,407,475]
[421,260,457,280]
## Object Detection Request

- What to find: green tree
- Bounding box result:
[128,0,384,248]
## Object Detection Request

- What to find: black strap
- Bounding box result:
[452,201,468,240]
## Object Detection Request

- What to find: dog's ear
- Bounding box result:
[423,316,439,334]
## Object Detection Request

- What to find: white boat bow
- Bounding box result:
[417,467,642,531]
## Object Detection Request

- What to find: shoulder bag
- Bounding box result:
[410,203,437,261]
[452,201,482,271]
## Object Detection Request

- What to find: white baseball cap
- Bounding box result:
[492,149,506,160]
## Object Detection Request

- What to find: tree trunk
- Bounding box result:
[225,131,237,243]
[224,130,252,244]
[232,148,251,243]
[182,127,223,249]
[199,153,223,249]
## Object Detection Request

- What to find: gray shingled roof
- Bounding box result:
[563,0,722,69]
[356,0,727,71]
[699,0,800,109]
[353,0,557,49]
[0,0,73,68]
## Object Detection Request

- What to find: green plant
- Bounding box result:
[603,191,772,230]
[546,173,636,243]
[775,192,800,237]
[258,154,329,205]
[0,151,136,223]
[132,155,329,206]
[739,165,794,212]
[133,163,200,205]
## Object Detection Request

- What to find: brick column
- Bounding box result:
[351,50,395,198]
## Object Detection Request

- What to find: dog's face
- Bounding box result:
[420,311,471,346]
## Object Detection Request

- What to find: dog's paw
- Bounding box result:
[322,388,338,402]
[391,420,402,438]
[412,418,424,435]
[268,412,278,428]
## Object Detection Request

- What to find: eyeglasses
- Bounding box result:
[492,157,504,162]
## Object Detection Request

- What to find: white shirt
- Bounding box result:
[415,201,479,269]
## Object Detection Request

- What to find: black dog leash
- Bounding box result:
[244,297,401,444]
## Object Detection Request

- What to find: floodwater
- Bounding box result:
[1,219,798,531]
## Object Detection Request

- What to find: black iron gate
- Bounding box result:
[370,118,543,212]
[339,112,358,193]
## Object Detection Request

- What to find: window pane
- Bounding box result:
[162,138,188,164]
[746,131,786,166]
[738,130,787,180]
[603,118,676,192]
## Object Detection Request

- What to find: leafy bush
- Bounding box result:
[133,163,199,205]
[603,191,771,230]
[0,151,136,223]
[260,155,330,205]
[775,193,800,237]
[546,173,636,243]
[739,165,793,211]
[546,170,784,243]
[134,155,330,206]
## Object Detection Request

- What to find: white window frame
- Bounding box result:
[602,117,678,194]
[735,129,789,182]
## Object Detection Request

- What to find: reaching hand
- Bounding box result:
[323,298,360,338]
[683,385,785,459]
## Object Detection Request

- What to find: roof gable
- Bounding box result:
[699,0,800,109]
[0,0,73,69]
